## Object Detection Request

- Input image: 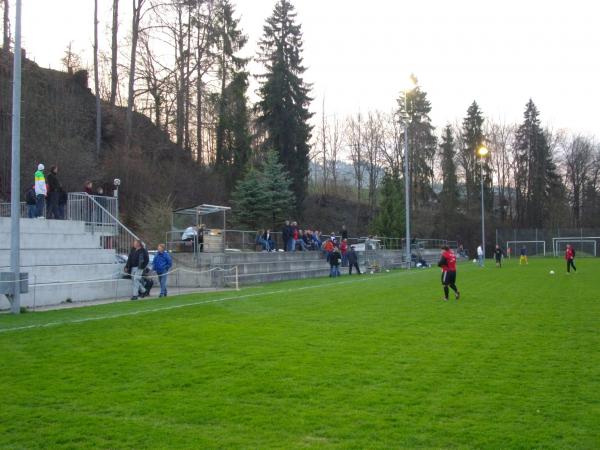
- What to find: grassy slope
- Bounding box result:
[1,258,599,449]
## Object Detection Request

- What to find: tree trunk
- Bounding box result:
[94,0,101,156]
[126,0,144,151]
[110,0,119,107]
[2,0,9,58]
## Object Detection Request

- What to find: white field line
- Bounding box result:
[0,269,431,334]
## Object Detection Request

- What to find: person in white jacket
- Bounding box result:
[34,163,47,218]
[477,244,484,267]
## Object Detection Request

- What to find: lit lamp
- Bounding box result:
[403,77,416,269]
[477,146,489,264]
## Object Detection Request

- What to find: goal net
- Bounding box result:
[506,240,546,257]
[553,239,597,257]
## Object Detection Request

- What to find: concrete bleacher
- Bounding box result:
[0,218,129,309]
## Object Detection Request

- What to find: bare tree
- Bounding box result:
[347,112,366,203]
[125,0,147,150]
[562,135,595,226]
[110,0,119,107]
[364,111,383,218]
[61,42,82,74]
[328,114,343,192]
[380,110,403,177]
[93,0,101,156]
[486,119,514,222]
[2,0,9,58]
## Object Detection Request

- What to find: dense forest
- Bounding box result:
[0,0,598,251]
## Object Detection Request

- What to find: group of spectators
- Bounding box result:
[26,163,112,220]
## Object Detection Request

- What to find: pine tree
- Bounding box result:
[231,151,294,229]
[439,125,459,211]
[371,172,404,238]
[459,101,490,213]
[396,75,437,209]
[214,0,249,173]
[256,0,313,212]
[513,100,560,227]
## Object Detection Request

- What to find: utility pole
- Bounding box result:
[9,0,22,314]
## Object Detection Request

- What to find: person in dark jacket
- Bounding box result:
[25,185,37,218]
[329,246,342,277]
[46,165,62,219]
[153,243,173,297]
[125,239,149,300]
[347,246,361,275]
[340,225,348,241]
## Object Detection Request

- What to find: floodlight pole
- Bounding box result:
[404,89,411,270]
[9,0,23,314]
[480,157,485,264]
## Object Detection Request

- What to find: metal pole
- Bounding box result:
[404,90,411,270]
[9,0,23,314]
[480,158,485,265]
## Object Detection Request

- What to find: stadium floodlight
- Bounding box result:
[478,146,489,264]
[403,76,417,269]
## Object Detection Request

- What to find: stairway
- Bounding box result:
[0,218,130,309]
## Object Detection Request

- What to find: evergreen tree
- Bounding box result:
[371,172,404,238]
[231,150,294,229]
[214,0,249,173]
[439,125,459,214]
[459,101,490,213]
[256,0,313,212]
[396,75,437,209]
[513,100,561,227]
[213,71,252,189]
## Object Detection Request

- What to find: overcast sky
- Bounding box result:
[20,0,600,135]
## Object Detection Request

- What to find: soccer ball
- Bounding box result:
[549,270,555,275]
[370,271,374,275]
[473,259,477,264]
[386,269,390,273]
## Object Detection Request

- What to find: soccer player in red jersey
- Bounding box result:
[438,245,460,301]
[565,244,577,274]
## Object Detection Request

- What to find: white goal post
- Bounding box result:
[553,238,598,257]
[506,240,546,257]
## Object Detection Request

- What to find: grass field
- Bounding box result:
[1,258,599,449]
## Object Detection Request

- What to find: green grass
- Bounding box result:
[1,258,599,449]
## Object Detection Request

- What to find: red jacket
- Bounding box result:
[438,250,457,272]
[340,241,348,254]
[565,248,574,260]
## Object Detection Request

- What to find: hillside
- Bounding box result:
[0,53,224,225]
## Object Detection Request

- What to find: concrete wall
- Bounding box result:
[0,218,128,309]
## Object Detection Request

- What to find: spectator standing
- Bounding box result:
[25,185,36,218]
[282,220,291,252]
[58,188,68,219]
[263,229,275,251]
[125,239,149,300]
[46,165,62,219]
[340,239,348,266]
[329,246,342,277]
[323,238,334,262]
[291,221,299,252]
[34,164,47,218]
[477,244,484,267]
[340,225,348,241]
[153,243,173,297]
[347,245,361,275]
[198,224,205,252]
[84,181,93,195]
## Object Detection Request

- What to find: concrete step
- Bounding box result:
[0,278,132,309]
[0,232,101,250]
[0,217,87,234]
[0,263,123,284]
[0,248,117,266]
[208,251,323,265]
[220,260,330,275]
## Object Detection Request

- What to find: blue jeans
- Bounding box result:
[478,255,484,267]
[35,194,45,217]
[158,273,168,296]
[289,239,296,252]
[27,204,36,218]
[330,265,340,277]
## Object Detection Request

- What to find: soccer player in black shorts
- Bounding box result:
[438,246,460,301]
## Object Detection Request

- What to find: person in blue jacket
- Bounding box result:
[153,243,173,297]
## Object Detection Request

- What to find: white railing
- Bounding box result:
[0,201,45,218]
[67,192,140,255]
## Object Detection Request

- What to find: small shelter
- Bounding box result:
[171,204,231,253]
